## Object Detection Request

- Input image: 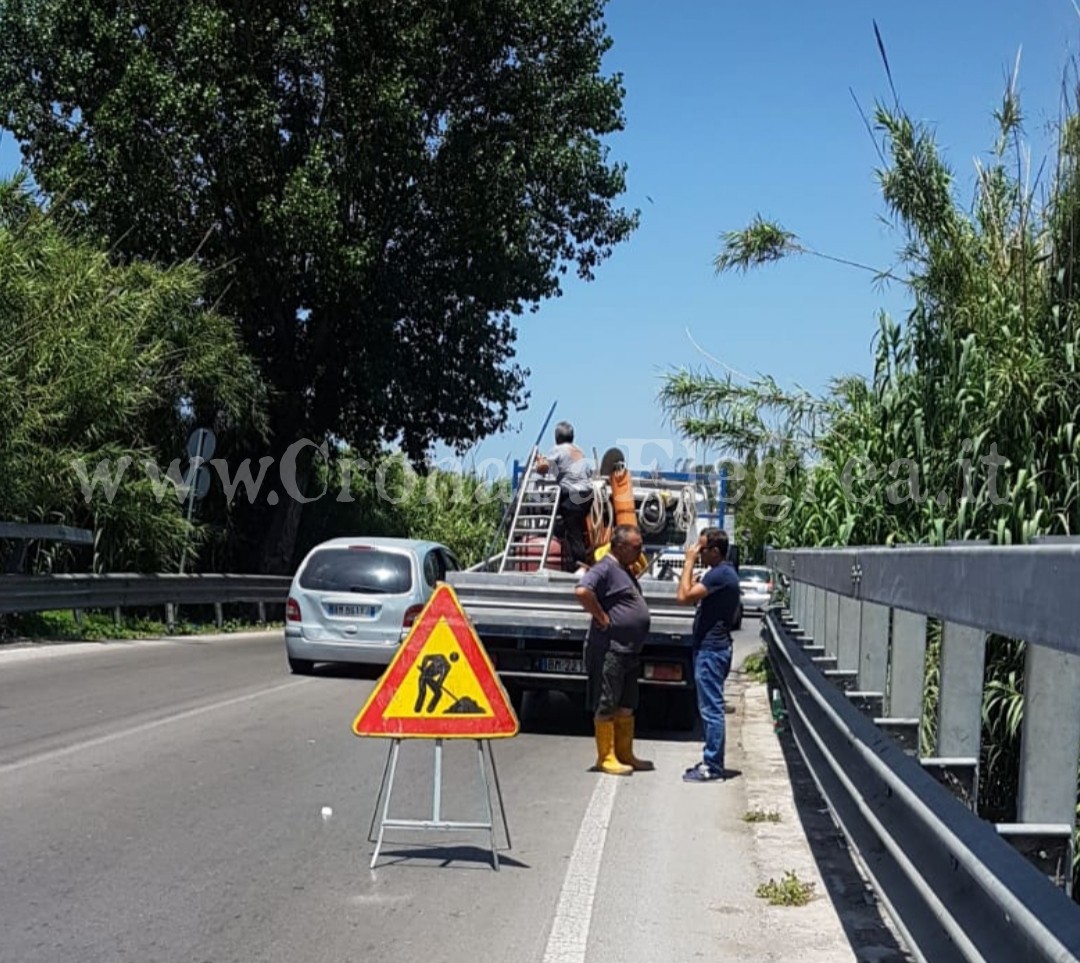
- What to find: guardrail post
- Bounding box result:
[257,602,267,625]
[824,591,840,659]
[936,622,986,760]
[837,596,861,672]
[887,609,927,721]
[214,602,224,630]
[813,586,826,646]
[1017,641,1080,876]
[858,602,889,693]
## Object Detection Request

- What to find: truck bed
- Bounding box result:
[446,569,696,642]
[446,569,700,729]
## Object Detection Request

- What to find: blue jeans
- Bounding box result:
[694,643,733,774]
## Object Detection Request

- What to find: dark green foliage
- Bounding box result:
[0,0,636,462]
[0,174,265,572]
[292,452,509,568]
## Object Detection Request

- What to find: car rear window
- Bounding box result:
[298,548,413,594]
[740,568,769,582]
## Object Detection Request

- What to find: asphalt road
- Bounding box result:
[0,623,882,963]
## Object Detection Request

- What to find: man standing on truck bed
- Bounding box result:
[574,524,654,776]
[535,421,594,573]
[676,527,740,782]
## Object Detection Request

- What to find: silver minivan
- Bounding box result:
[284,537,462,674]
[738,565,773,615]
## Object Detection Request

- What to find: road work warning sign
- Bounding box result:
[352,583,519,739]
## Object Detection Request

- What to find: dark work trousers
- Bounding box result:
[557,488,593,571]
[586,639,641,717]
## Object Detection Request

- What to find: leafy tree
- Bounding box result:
[716,451,791,564]
[0,0,637,571]
[0,174,265,572]
[292,452,509,568]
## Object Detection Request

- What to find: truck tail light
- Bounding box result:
[644,663,683,681]
[286,598,301,622]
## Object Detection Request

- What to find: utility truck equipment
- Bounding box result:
[445,444,737,730]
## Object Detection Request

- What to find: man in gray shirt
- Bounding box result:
[536,421,594,572]
[575,525,654,775]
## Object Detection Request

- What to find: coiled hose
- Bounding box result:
[590,480,613,532]
[674,485,697,531]
[637,489,667,534]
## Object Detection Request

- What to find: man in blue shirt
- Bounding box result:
[676,528,740,782]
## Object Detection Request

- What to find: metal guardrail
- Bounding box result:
[769,544,1080,658]
[0,523,94,544]
[1,522,95,573]
[0,573,290,623]
[764,544,1080,962]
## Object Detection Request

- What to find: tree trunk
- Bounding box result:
[257,482,306,575]
[227,388,315,574]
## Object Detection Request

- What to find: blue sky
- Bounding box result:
[463,0,1079,472]
[2,1,1076,473]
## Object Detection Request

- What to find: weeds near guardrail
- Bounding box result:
[755,870,815,906]
[742,809,782,823]
[741,647,770,683]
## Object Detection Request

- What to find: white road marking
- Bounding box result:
[542,775,620,963]
[0,678,314,775]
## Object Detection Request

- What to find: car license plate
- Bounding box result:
[328,604,376,618]
[539,657,584,674]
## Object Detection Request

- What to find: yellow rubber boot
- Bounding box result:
[614,715,654,771]
[594,719,633,775]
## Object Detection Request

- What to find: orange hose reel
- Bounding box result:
[611,466,636,527]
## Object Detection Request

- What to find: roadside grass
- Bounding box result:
[755,870,815,906]
[743,808,782,823]
[1,609,283,642]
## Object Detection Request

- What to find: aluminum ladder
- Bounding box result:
[498,447,561,573]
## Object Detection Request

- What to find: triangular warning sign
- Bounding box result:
[352,583,519,739]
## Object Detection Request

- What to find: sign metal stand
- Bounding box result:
[367,736,511,870]
[352,583,519,872]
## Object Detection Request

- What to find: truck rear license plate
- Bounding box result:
[539,657,584,674]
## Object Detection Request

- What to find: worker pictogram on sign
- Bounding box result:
[352,583,519,739]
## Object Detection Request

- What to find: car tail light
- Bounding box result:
[644,663,683,681]
[402,604,423,629]
[286,597,301,622]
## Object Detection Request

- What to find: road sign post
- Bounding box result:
[178,428,216,577]
[353,583,518,870]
